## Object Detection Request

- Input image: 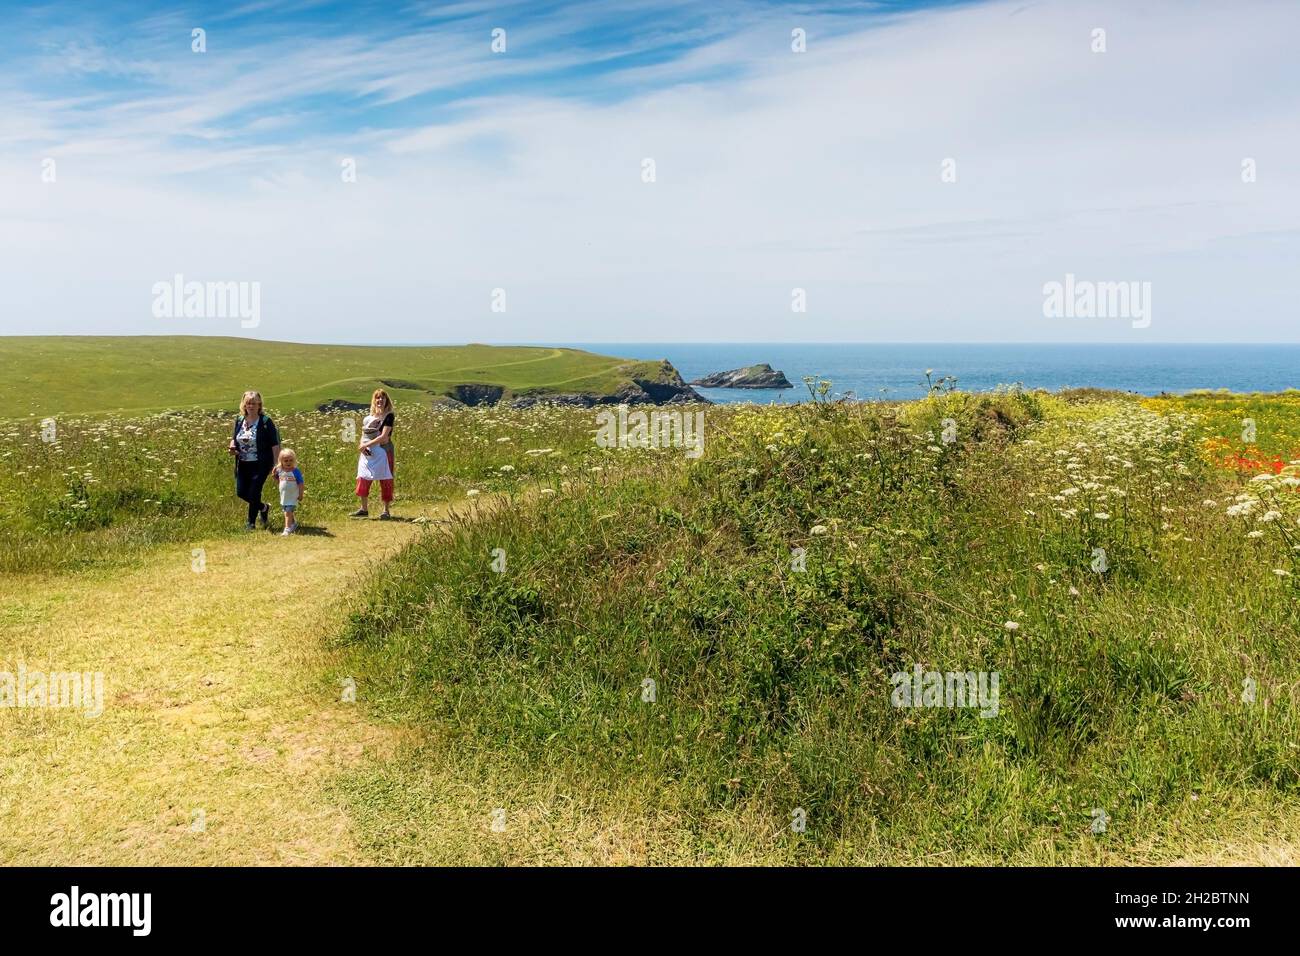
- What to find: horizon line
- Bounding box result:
[5,334,1300,348]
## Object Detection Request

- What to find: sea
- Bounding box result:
[553,343,1300,405]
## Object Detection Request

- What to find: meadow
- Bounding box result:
[2,377,1298,864]
[0,337,653,417]
[0,403,606,573]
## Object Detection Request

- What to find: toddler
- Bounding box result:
[272,449,305,535]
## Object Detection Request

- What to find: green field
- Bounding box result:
[0,336,653,417]
[2,342,1298,864]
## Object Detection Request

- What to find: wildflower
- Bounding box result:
[1004,621,1019,631]
[1259,511,1282,523]
[1093,512,1110,520]
[1247,530,1265,539]
[1273,569,1291,577]
[810,525,828,536]
[1068,586,1080,596]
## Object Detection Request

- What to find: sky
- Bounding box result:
[1,0,1297,344]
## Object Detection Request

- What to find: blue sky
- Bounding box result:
[5,1,961,155]
[2,0,1298,343]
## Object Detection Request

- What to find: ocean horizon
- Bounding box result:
[547,343,1300,404]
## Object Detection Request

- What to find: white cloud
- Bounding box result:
[1,0,1297,343]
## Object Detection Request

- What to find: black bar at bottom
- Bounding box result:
[0,866,1282,941]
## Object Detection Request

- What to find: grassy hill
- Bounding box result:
[333,390,1300,863]
[0,336,657,418]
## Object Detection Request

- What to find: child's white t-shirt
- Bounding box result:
[277,467,304,506]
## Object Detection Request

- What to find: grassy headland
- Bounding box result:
[0,336,673,417]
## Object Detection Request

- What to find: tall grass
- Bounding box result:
[6,385,1297,860]
[337,390,1300,861]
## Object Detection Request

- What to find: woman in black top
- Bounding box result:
[226,390,281,529]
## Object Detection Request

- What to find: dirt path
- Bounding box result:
[0,505,451,865]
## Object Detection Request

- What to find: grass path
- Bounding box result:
[0,504,450,865]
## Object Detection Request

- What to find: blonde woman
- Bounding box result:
[226,390,281,529]
[351,388,395,519]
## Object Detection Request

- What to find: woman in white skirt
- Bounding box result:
[350,389,395,519]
